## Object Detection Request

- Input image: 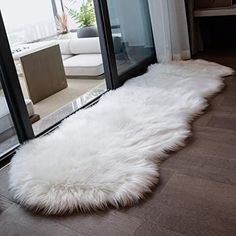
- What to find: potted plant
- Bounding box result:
[66,0,98,38]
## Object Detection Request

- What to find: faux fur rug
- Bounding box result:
[9,60,234,215]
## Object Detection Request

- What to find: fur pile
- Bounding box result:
[9,60,234,215]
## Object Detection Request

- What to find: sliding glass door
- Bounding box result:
[0,1,107,139]
[0,12,35,160]
[0,0,156,162]
[94,0,156,89]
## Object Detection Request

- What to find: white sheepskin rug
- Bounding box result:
[9,60,234,215]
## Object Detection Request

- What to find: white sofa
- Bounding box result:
[0,94,35,135]
[58,37,104,77]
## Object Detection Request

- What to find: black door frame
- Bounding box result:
[93,0,118,89]
[0,12,35,143]
[93,0,157,89]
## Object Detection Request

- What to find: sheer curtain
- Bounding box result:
[148,0,191,62]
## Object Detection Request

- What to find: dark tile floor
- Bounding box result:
[0,53,236,236]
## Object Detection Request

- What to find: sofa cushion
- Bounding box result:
[58,39,72,55]
[69,37,101,54]
[63,54,104,76]
[0,96,34,134]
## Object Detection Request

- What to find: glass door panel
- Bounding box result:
[0,80,19,157]
[0,11,35,159]
[0,1,107,138]
[94,0,156,89]
[107,0,155,76]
